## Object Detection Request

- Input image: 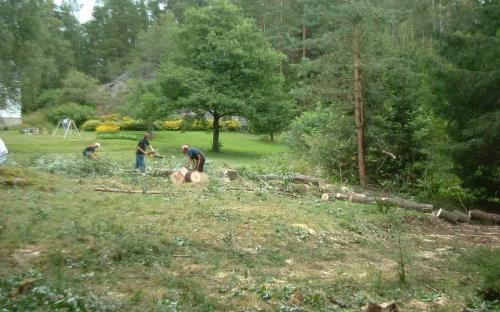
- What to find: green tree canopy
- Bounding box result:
[158,0,285,152]
[435,0,500,200]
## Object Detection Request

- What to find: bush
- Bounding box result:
[188,119,209,131]
[153,120,165,131]
[163,119,183,131]
[222,120,240,131]
[96,123,120,132]
[47,103,96,127]
[81,119,103,131]
[118,120,147,131]
[284,108,357,182]
[99,114,121,122]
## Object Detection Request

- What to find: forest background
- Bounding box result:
[0,0,498,210]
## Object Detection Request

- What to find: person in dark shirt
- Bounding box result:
[181,145,205,172]
[83,142,100,159]
[136,133,154,173]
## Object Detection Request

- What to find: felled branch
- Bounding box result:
[382,149,397,160]
[95,187,163,194]
[261,173,325,187]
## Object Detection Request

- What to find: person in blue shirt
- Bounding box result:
[181,145,205,172]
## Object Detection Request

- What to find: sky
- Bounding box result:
[54,0,95,23]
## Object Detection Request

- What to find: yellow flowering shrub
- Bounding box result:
[122,116,131,121]
[163,119,183,131]
[223,120,240,131]
[96,122,120,132]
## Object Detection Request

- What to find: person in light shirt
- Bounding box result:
[0,138,8,165]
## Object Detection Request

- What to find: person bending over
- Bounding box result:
[181,145,205,172]
[83,142,100,159]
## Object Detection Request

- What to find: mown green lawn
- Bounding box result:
[0,130,288,167]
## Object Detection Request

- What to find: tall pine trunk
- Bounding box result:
[212,113,221,152]
[302,5,307,59]
[302,24,307,58]
[352,22,367,187]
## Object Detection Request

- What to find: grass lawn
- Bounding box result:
[1,130,288,167]
[0,130,499,311]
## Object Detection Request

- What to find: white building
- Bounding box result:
[0,89,22,128]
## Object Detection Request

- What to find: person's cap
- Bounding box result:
[181,145,188,152]
[95,143,101,148]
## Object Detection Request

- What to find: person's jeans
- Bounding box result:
[135,154,145,173]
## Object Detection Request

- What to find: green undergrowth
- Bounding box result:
[0,164,497,311]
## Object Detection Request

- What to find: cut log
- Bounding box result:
[378,197,433,213]
[170,171,186,185]
[184,171,192,182]
[437,208,459,224]
[322,192,433,213]
[224,169,238,181]
[469,210,500,225]
[323,192,376,204]
[180,167,189,176]
[189,171,201,183]
[199,172,209,183]
[452,210,471,223]
[261,173,325,187]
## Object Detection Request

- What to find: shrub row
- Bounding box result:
[161,119,240,131]
[82,118,241,132]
